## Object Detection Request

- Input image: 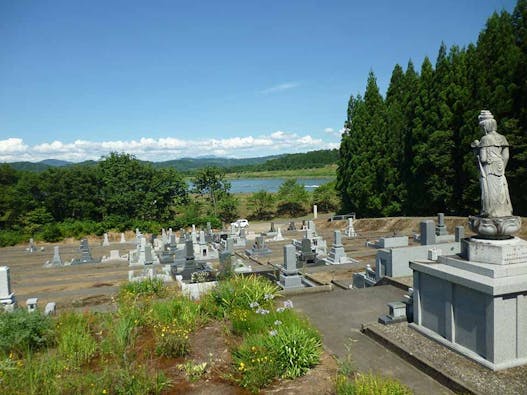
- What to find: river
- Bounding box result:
[226,177,334,194]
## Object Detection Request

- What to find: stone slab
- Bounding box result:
[466,237,527,265]
[410,260,527,296]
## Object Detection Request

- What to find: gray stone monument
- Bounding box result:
[0,266,16,311]
[71,239,100,264]
[102,233,110,246]
[50,246,62,266]
[435,213,448,236]
[120,233,126,243]
[287,221,297,231]
[279,244,303,289]
[28,238,37,253]
[410,110,527,370]
[324,230,354,265]
[245,236,272,257]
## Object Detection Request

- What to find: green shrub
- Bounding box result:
[265,321,321,378]
[154,323,191,358]
[336,373,413,395]
[56,312,98,368]
[40,223,63,242]
[0,230,27,247]
[232,333,281,393]
[0,309,55,355]
[206,274,278,317]
[118,278,167,299]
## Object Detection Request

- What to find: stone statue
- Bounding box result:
[469,110,520,239]
[471,110,512,218]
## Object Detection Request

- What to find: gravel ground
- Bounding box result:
[366,322,527,395]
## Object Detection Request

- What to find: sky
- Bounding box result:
[0,0,518,162]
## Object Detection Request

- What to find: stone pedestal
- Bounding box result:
[410,236,527,370]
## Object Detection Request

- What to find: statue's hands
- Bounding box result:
[471,139,480,148]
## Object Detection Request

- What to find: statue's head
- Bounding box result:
[478,110,497,133]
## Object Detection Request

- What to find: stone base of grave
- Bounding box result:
[279,273,303,289]
[410,237,527,370]
[378,301,407,325]
[245,248,272,257]
[468,215,521,239]
[0,294,16,312]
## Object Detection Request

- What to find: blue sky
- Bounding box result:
[0,0,517,162]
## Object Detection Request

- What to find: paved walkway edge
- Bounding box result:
[361,324,479,395]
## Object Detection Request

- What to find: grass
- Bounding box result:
[0,276,326,394]
[336,372,414,395]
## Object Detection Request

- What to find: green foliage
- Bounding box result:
[0,309,55,355]
[205,274,278,317]
[338,3,527,217]
[232,334,281,392]
[56,312,98,368]
[0,230,27,247]
[193,166,231,214]
[312,181,340,213]
[40,223,63,242]
[216,194,239,224]
[154,324,191,357]
[336,373,413,395]
[118,278,167,300]
[276,179,310,217]
[248,190,275,219]
[230,298,321,392]
[265,320,322,378]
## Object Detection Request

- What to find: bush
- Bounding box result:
[232,334,281,393]
[205,275,278,317]
[336,373,413,395]
[0,309,55,355]
[118,278,167,300]
[0,230,27,247]
[40,223,63,242]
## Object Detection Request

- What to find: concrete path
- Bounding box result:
[290,286,454,395]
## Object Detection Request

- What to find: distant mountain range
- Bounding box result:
[3,154,284,173]
[2,149,339,173]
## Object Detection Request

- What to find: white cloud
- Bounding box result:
[324,127,334,133]
[0,131,339,163]
[259,82,300,94]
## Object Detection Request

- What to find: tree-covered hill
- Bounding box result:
[337,0,527,218]
[3,149,338,174]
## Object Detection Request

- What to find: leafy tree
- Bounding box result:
[192,166,231,214]
[248,190,275,220]
[312,181,339,213]
[216,194,239,224]
[276,179,310,217]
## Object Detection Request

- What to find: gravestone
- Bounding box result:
[279,245,303,289]
[71,239,100,264]
[245,236,272,257]
[26,297,38,313]
[324,230,354,265]
[50,246,62,266]
[313,204,318,219]
[28,238,37,253]
[298,238,316,265]
[420,220,436,245]
[455,226,464,242]
[102,233,110,246]
[0,266,16,311]
[272,227,284,241]
[120,233,126,243]
[287,221,297,231]
[44,302,57,316]
[435,213,448,236]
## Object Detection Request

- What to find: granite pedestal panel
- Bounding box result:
[410,238,527,370]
